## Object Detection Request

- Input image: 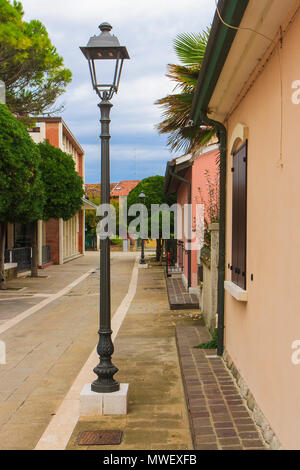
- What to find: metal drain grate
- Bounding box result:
[78,430,123,446]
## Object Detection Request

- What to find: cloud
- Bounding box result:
[20,0,216,182]
[84,143,171,162]
[22,0,214,27]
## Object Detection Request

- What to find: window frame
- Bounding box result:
[231,140,248,291]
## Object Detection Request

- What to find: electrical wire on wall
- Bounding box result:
[215,0,274,43]
[214,0,284,168]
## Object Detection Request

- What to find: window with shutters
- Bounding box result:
[231,141,247,290]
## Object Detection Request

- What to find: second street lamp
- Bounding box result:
[80,23,130,393]
[139,192,146,265]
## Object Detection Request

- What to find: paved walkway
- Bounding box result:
[0,253,266,450]
[0,252,136,450]
[176,326,267,450]
[0,257,95,324]
[67,263,197,450]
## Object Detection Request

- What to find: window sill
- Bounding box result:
[224,281,248,302]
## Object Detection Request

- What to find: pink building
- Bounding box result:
[165,140,219,292]
[191,0,300,449]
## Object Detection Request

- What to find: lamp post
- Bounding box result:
[80,23,130,393]
[139,192,146,265]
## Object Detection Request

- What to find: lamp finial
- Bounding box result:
[99,22,112,33]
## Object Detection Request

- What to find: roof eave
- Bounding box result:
[190,0,249,125]
[164,158,193,195]
[164,161,176,195]
[82,197,98,210]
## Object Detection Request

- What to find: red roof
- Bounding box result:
[110,180,141,198]
[85,183,117,200]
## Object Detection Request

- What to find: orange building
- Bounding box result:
[85,183,118,201]
[29,117,96,265]
[110,180,141,199]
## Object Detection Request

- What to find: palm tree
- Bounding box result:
[156,30,215,154]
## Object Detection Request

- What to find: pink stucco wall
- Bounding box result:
[224,7,300,449]
[176,147,219,288]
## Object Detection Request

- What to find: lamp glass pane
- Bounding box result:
[93,58,117,87]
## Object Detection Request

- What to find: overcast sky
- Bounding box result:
[21,0,216,184]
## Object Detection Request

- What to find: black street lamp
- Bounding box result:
[139,192,146,265]
[80,23,130,393]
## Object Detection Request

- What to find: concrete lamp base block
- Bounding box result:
[80,383,129,416]
[138,264,148,269]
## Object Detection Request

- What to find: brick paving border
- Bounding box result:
[166,277,199,310]
[176,325,267,450]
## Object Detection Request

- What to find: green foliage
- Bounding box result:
[144,211,175,240]
[85,194,100,237]
[127,176,176,210]
[195,329,218,350]
[0,0,72,117]
[174,30,210,68]
[127,176,176,240]
[0,103,44,223]
[85,211,98,236]
[156,29,215,153]
[111,199,120,235]
[111,236,122,246]
[38,141,84,221]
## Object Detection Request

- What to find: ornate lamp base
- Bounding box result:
[92,329,120,393]
[91,380,120,394]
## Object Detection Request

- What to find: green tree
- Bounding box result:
[155,30,215,154]
[26,141,84,275]
[0,103,44,289]
[85,195,100,237]
[0,0,72,118]
[38,141,84,222]
[127,176,176,261]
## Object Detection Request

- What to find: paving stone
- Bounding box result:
[239,432,261,440]
[194,426,215,436]
[222,445,244,450]
[216,428,238,438]
[195,435,218,445]
[219,437,241,446]
[214,422,235,429]
[242,439,265,448]
[195,444,219,450]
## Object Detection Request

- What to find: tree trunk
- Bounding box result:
[31,221,39,278]
[156,238,160,262]
[156,238,162,262]
[0,222,7,290]
[160,239,165,263]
